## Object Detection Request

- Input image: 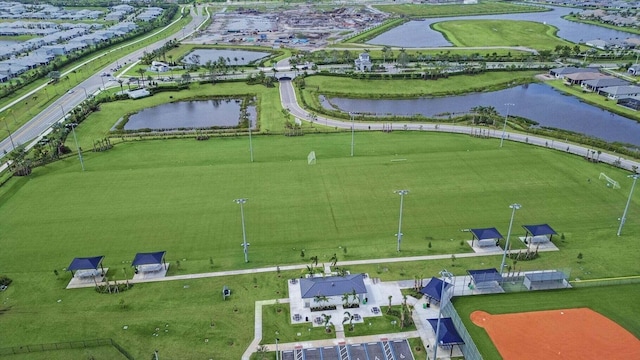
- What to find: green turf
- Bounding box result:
[1,132,639,358]
[375,2,548,18]
[0,345,129,360]
[432,20,573,50]
[453,284,640,359]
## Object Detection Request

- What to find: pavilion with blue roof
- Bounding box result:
[420,277,452,305]
[522,224,557,244]
[132,251,167,273]
[67,256,105,278]
[426,317,465,356]
[470,227,503,247]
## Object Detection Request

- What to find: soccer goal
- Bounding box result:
[599,173,620,189]
[307,151,316,165]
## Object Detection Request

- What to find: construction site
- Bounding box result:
[188,5,390,50]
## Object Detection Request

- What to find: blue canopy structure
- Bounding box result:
[427,317,465,355]
[420,277,452,304]
[67,256,104,276]
[132,251,166,270]
[299,274,366,299]
[522,224,557,243]
[470,227,503,247]
[467,268,502,287]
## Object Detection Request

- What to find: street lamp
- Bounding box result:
[350,112,355,157]
[617,174,640,236]
[234,198,249,262]
[2,117,15,152]
[275,332,280,360]
[500,103,514,148]
[500,203,521,274]
[433,269,453,360]
[78,86,88,99]
[394,190,409,252]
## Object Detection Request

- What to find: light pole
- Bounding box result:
[70,123,85,172]
[275,332,280,360]
[78,86,88,99]
[2,117,15,152]
[249,119,254,163]
[500,103,514,148]
[395,190,409,252]
[617,174,640,236]
[234,198,249,262]
[100,76,105,90]
[350,112,355,157]
[500,203,521,274]
[59,104,66,120]
[433,269,453,360]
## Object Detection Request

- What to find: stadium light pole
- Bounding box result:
[70,123,85,172]
[500,103,514,148]
[617,174,640,236]
[234,198,249,262]
[249,119,254,163]
[394,190,409,252]
[500,203,521,274]
[350,112,355,157]
[433,269,453,360]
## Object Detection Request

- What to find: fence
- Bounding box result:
[441,301,483,360]
[0,338,134,359]
[570,275,640,288]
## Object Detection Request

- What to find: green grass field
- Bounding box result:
[453,284,640,358]
[375,2,548,18]
[1,132,639,358]
[432,20,573,49]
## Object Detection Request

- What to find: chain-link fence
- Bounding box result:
[441,301,483,360]
[0,338,133,359]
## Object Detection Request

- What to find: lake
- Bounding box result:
[320,83,640,147]
[125,99,257,131]
[367,6,638,47]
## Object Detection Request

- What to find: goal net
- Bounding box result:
[599,173,620,189]
[307,151,316,165]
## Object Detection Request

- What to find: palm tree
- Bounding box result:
[181,73,191,84]
[387,295,392,314]
[343,311,354,331]
[310,256,318,267]
[117,79,124,94]
[322,313,332,333]
[342,293,350,308]
[330,253,338,267]
[137,68,146,87]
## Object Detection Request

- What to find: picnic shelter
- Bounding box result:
[470,227,503,247]
[67,256,105,278]
[132,251,167,273]
[522,224,557,244]
[467,268,502,289]
[299,273,367,308]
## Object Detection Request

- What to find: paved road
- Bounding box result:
[279,79,640,173]
[0,5,210,157]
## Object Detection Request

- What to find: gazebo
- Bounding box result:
[67,256,105,279]
[420,277,452,305]
[522,224,557,244]
[470,227,503,247]
[426,317,465,356]
[132,251,167,273]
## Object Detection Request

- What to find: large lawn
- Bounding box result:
[375,2,547,18]
[0,132,639,357]
[432,20,573,49]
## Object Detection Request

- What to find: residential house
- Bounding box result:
[549,67,599,79]
[563,72,608,85]
[598,85,640,99]
[581,77,630,92]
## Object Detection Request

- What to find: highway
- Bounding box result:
[0,5,210,157]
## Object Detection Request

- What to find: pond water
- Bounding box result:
[368,6,637,47]
[182,49,270,66]
[124,99,257,131]
[320,83,640,147]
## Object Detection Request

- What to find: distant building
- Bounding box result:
[149,61,169,73]
[354,52,372,72]
[629,64,640,76]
